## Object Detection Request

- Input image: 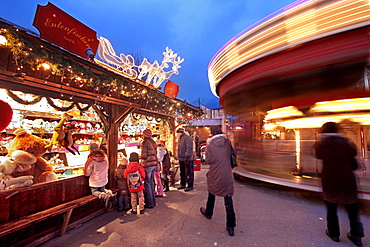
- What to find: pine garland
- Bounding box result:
[5,89,42,105]
[45,97,75,111]
[6,89,91,113]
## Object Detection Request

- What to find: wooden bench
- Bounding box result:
[0,194,99,238]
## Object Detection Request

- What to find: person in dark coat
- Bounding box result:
[200,125,236,236]
[140,128,158,208]
[176,128,194,191]
[157,141,171,192]
[315,122,364,246]
[114,158,130,212]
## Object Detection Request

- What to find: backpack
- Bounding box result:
[127,170,142,190]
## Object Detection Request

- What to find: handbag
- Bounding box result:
[230,152,238,168]
[230,142,237,168]
[352,158,359,170]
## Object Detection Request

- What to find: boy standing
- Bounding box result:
[124,152,146,214]
[114,158,130,212]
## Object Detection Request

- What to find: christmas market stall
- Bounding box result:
[0,5,201,246]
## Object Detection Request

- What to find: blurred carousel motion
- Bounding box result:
[208,0,370,199]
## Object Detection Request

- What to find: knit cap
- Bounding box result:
[176,128,184,133]
[143,128,152,137]
[129,152,140,162]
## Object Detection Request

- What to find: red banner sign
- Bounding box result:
[164,80,179,99]
[33,2,99,59]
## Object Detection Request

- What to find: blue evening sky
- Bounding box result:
[0,0,296,109]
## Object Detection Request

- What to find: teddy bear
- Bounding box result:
[0,150,35,190]
[5,128,58,184]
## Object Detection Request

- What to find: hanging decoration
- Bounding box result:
[5,89,42,105]
[5,89,91,113]
[97,37,184,89]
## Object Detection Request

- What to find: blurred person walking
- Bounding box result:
[315,122,364,246]
[200,125,236,236]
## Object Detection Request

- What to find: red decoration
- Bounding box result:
[164,80,179,99]
[0,100,13,132]
[33,2,99,59]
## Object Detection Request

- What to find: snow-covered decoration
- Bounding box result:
[96,37,184,89]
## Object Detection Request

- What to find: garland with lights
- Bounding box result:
[0,21,203,119]
[6,89,91,113]
[5,89,42,105]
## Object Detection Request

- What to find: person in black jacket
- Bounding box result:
[315,122,364,246]
[176,128,194,191]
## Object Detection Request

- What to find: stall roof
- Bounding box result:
[0,18,202,121]
[190,119,222,126]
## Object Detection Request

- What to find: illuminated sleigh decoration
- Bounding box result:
[97,37,184,88]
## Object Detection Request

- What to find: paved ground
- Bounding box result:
[40,166,370,247]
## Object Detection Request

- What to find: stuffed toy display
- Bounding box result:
[0,150,35,190]
[45,113,73,149]
[4,128,57,185]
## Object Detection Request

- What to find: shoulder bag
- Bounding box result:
[230,142,237,168]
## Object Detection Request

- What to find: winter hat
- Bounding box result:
[210,125,222,135]
[176,128,184,133]
[143,128,152,137]
[129,152,140,162]
[89,143,100,152]
[320,122,339,133]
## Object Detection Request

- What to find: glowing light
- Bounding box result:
[265,106,303,120]
[41,63,51,70]
[208,0,370,96]
[97,37,184,89]
[295,130,301,172]
[310,97,370,112]
[0,35,7,45]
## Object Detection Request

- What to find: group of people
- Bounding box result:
[83,122,365,244]
[81,125,238,236]
[116,128,173,214]
[83,128,175,214]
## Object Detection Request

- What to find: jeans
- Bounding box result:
[144,166,157,207]
[117,193,130,211]
[91,186,105,197]
[205,192,236,228]
[325,201,364,238]
[179,160,194,188]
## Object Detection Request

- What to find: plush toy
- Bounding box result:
[6,128,57,184]
[0,150,35,190]
[45,113,72,149]
[61,123,80,155]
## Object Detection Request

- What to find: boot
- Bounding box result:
[163,180,169,192]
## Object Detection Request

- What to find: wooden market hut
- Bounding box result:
[0,18,201,246]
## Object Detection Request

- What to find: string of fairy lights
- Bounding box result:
[0,22,202,119]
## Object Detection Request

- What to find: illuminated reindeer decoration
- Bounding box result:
[138,47,184,88]
[97,37,184,89]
